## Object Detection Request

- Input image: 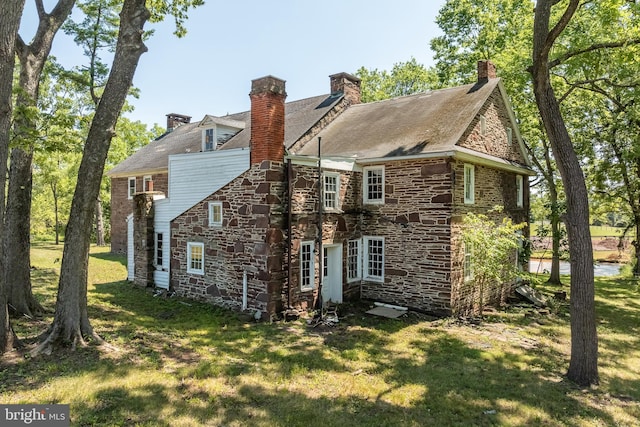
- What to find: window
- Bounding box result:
[347,239,361,282]
[363,166,385,204]
[128,177,136,199]
[143,175,152,192]
[464,164,475,204]
[208,202,223,227]
[364,236,384,282]
[464,242,473,282]
[507,127,513,145]
[204,128,215,151]
[187,242,204,275]
[300,241,315,291]
[323,172,340,211]
[155,233,163,267]
[480,115,487,135]
[516,175,524,208]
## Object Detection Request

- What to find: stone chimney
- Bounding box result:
[477,60,497,83]
[330,72,361,105]
[249,76,287,165]
[166,113,192,132]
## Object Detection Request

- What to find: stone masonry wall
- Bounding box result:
[358,158,454,315]
[458,88,526,164]
[171,161,285,317]
[288,164,362,310]
[110,173,168,254]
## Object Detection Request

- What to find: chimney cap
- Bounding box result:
[329,72,361,83]
[250,75,287,96]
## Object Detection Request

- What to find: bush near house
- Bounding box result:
[2,244,638,426]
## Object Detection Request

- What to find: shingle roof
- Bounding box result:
[108,93,342,177]
[296,79,501,159]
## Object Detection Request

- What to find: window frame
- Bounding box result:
[516,175,524,208]
[323,172,341,211]
[127,177,136,199]
[204,127,215,151]
[363,166,385,205]
[347,239,362,282]
[187,242,205,275]
[143,175,152,192]
[300,241,315,291]
[155,232,164,268]
[208,201,223,227]
[464,241,474,282]
[464,164,475,205]
[363,236,384,283]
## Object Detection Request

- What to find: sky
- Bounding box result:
[20,0,447,128]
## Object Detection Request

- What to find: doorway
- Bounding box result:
[322,244,343,303]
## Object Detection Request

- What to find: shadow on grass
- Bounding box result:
[4,260,638,425]
[89,250,127,267]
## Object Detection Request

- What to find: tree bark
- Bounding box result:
[4,0,76,319]
[4,147,44,317]
[0,0,26,354]
[532,0,598,386]
[548,184,563,285]
[33,0,150,354]
[95,198,106,246]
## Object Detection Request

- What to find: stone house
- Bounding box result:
[108,61,534,317]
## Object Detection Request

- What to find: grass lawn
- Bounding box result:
[1,244,639,426]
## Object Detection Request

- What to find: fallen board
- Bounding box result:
[366,306,407,319]
[515,284,547,307]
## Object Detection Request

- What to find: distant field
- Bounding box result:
[530,223,630,238]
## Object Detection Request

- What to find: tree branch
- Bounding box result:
[549,38,640,69]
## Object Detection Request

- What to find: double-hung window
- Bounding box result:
[363,236,384,282]
[323,172,340,211]
[187,242,204,275]
[300,241,315,291]
[347,239,362,282]
[128,177,136,199]
[208,202,223,227]
[464,164,475,204]
[143,175,152,192]
[363,166,385,204]
[516,175,524,208]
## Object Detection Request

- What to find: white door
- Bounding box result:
[126,214,134,281]
[322,244,343,303]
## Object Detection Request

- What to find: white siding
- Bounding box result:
[151,148,250,289]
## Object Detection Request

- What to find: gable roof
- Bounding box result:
[108,93,343,178]
[296,79,504,159]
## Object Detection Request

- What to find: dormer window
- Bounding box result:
[204,128,215,151]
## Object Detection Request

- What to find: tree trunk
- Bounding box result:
[634,222,640,277]
[33,0,150,354]
[548,184,563,285]
[0,0,27,354]
[4,0,76,318]
[95,198,106,246]
[4,147,44,318]
[532,0,598,386]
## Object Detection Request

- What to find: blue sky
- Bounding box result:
[21,0,447,128]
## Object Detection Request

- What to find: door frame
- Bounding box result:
[322,243,343,303]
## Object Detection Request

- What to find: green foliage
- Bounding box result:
[462,209,527,310]
[355,58,437,103]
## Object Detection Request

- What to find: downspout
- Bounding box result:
[316,137,323,312]
[242,270,248,311]
[287,158,293,309]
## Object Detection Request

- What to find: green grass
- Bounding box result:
[1,243,639,426]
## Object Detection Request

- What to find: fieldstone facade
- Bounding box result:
[171,161,286,315]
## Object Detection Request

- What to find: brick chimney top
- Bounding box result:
[249,76,287,165]
[329,72,361,105]
[166,113,191,132]
[477,60,497,83]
